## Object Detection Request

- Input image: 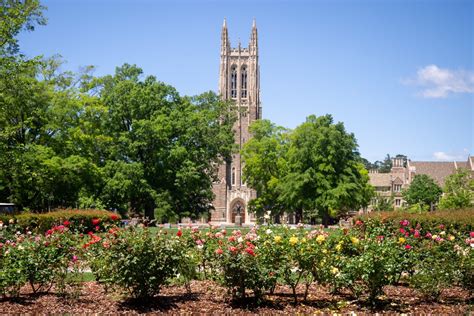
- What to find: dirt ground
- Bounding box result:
[0,280,472,314]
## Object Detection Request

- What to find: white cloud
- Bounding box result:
[433,151,465,161]
[404,65,474,98]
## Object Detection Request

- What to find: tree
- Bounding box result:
[278,115,373,226]
[0,0,46,56]
[241,119,290,219]
[89,64,236,220]
[378,154,392,173]
[438,169,474,210]
[403,174,442,211]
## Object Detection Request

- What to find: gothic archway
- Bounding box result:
[230,199,245,224]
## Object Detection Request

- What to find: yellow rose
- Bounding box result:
[322,249,328,254]
[448,235,455,241]
[274,235,282,243]
[330,266,339,275]
[289,236,299,245]
[335,243,342,252]
[398,237,406,244]
[350,237,359,245]
[316,235,326,244]
[301,237,307,243]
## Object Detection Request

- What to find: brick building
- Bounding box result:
[368,156,474,210]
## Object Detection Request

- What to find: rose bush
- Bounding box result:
[85,227,188,300]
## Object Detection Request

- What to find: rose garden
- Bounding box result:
[1,1,473,314]
[0,208,472,313]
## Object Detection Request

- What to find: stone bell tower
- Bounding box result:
[211,19,261,225]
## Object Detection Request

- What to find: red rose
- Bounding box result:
[355,220,363,226]
[63,220,70,226]
[110,214,119,221]
[215,248,223,255]
[405,244,412,250]
[414,230,421,238]
[177,230,182,237]
[91,218,100,226]
[245,247,255,256]
[229,246,238,253]
[46,229,53,236]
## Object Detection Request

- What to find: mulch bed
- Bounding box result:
[0,281,472,314]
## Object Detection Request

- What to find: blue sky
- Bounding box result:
[18,0,473,162]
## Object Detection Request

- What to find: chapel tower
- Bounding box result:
[211,19,261,224]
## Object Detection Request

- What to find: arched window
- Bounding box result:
[230,66,237,99]
[241,66,247,98]
[231,167,236,186]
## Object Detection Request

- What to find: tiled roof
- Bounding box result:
[369,173,392,187]
[456,161,468,170]
[409,161,456,186]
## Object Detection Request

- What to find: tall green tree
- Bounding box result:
[278,115,373,225]
[403,174,442,211]
[438,168,474,210]
[90,64,236,220]
[0,0,46,56]
[241,119,290,218]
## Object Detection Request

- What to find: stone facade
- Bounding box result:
[368,156,474,210]
[210,20,261,225]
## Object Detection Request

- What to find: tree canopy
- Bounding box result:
[242,115,374,225]
[0,3,236,220]
[438,168,474,210]
[402,174,442,211]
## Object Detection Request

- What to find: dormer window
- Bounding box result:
[394,184,402,192]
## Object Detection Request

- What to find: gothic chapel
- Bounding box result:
[210,19,261,225]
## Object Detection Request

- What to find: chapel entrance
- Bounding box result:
[230,200,245,224]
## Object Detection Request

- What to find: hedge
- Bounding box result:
[0,209,121,234]
[356,208,474,233]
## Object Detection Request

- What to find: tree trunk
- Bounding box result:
[295,208,303,224]
[321,210,331,228]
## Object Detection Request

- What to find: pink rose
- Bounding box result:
[405,244,412,250]
[400,219,410,227]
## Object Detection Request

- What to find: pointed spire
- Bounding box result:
[250,19,258,55]
[221,18,230,55]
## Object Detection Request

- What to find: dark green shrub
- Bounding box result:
[0,209,121,234]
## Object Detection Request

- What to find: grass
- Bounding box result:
[81,272,96,282]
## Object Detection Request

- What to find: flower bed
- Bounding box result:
[0,216,472,309]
